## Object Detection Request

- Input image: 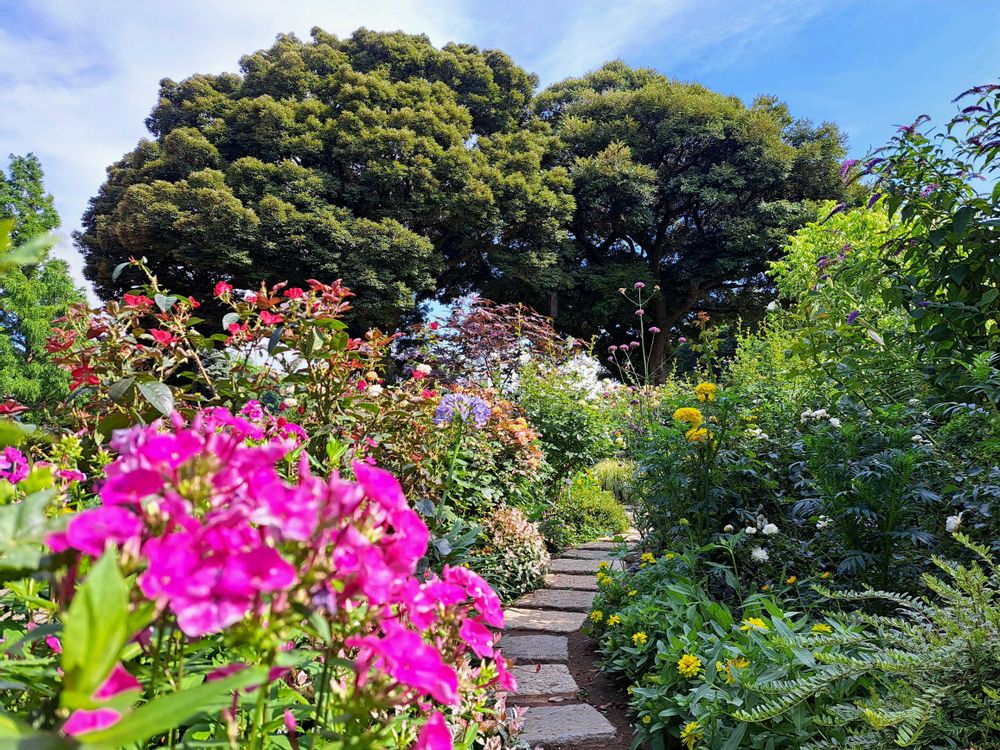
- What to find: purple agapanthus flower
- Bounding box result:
[846,310,861,325]
[434,393,491,429]
[0,446,29,484]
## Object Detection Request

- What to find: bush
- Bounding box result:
[539,473,630,550]
[589,458,637,507]
[474,505,550,603]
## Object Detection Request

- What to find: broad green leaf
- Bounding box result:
[153,293,177,313]
[267,324,285,355]
[110,262,129,282]
[0,490,56,580]
[61,552,130,709]
[75,667,268,747]
[221,312,241,330]
[137,381,174,416]
[0,232,56,272]
[108,377,135,403]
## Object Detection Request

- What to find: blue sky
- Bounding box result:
[1,0,998,294]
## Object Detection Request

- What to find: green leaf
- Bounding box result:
[0,420,32,448]
[267,324,285,355]
[221,312,241,330]
[0,232,56,272]
[153,294,178,313]
[61,552,130,709]
[0,490,56,581]
[75,668,268,747]
[137,381,174,416]
[110,262,129,282]
[108,377,135,404]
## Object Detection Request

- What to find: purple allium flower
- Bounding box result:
[678,336,688,344]
[846,310,861,325]
[920,183,940,197]
[630,341,640,348]
[634,281,645,290]
[867,192,882,208]
[607,356,614,363]
[839,159,859,179]
[635,308,645,316]
[434,394,491,429]
[609,345,618,352]
[648,326,661,334]
[0,446,28,484]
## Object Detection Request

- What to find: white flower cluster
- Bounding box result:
[912,434,925,444]
[816,515,832,530]
[800,408,841,428]
[946,514,963,532]
[747,427,770,440]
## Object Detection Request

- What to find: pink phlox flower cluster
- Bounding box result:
[0,446,29,483]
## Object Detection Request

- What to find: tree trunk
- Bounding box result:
[548,291,558,319]
[648,290,696,383]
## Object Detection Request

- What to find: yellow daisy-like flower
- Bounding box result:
[664,552,677,561]
[760,584,770,592]
[640,552,656,565]
[677,654,703,678]
[607,614,622,626]
[598,561,610,571]
[642,715,652,725]
[694,382,717,402]
[628,589,638,597]
[596,572,612,585]
[632,631,648,646]
[786,575,797,585]
[590,610,604,623]
[812,623,833,634]
[673,407,703,427]
[740,617,769,633]
[685,427,709,443]
[820,571,831,580]
[680,720,704,750]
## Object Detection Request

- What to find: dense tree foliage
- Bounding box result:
[532,62,848,376]
[0,154,82,409]
[77,28,573,330]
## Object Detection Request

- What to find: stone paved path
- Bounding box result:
[500,534,637,749]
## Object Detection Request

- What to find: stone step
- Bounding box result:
[509,663,578,702]
[544,573,599,591]
[550,557,604,575]
[560,548,618,561]
[516,588,596,612]
[504,607,587,634]
[576,540,618,551]
[498,634,568,663]
[519,704,617,748]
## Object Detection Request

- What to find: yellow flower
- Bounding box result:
[677,654,703,678]
[673,407,703,427]
[820,571,831,580]
[590,610,604,623]
[598,561,610,571]
[812,623,833,634]
[694,382,717,402]
[628,589,638,597]
[664,552,676,560]
[640,552,656,565]
[740,617,769,633]
[632,631,648,646]
[685,427,709,443]
[608,614,622,626]
[596,572,612,585]
[642,715,652,725]
[680,720,704,750]
[760,584,769,592]
[786,575,797,585]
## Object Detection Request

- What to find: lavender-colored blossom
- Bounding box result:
[846,310,861,325]
[678,336,688,344]
[920,183,940,197]
[839,159,859,179]
[648,326,661,334]
[634,281,645,289]
[838,244,851,261]
[434,394,491,429]
[629,341,640,348]
[816,255,830,269]
[867,192,882,209]
[916,300,931,308]
[635,308,645,316]
[608,345,618,352]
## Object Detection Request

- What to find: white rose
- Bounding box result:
[723,524,735,533]
[813,409,828,419]
[946,514,962,532]
[829,418,841,428]
[367,384,384,397]
[762,523,779,536]
[751,546,769,562]
[744,526,758,535]
[766,300,778,311]
[415,363,432,374]
[283,397,299,408]
[912,434,924,443]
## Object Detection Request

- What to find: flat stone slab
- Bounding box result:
[519,704,617,747]
[504,608,587,633]
[544,573,598,590]
[510,663,578,700]
[576,540,618,551]
[560,548,617,561]
[550,557,603,574]
[516,588,596,611]
[497,634,568,662]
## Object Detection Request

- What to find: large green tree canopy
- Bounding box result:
[77,28,574,330]
[0,154,82,410]
[531,62,848,375]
